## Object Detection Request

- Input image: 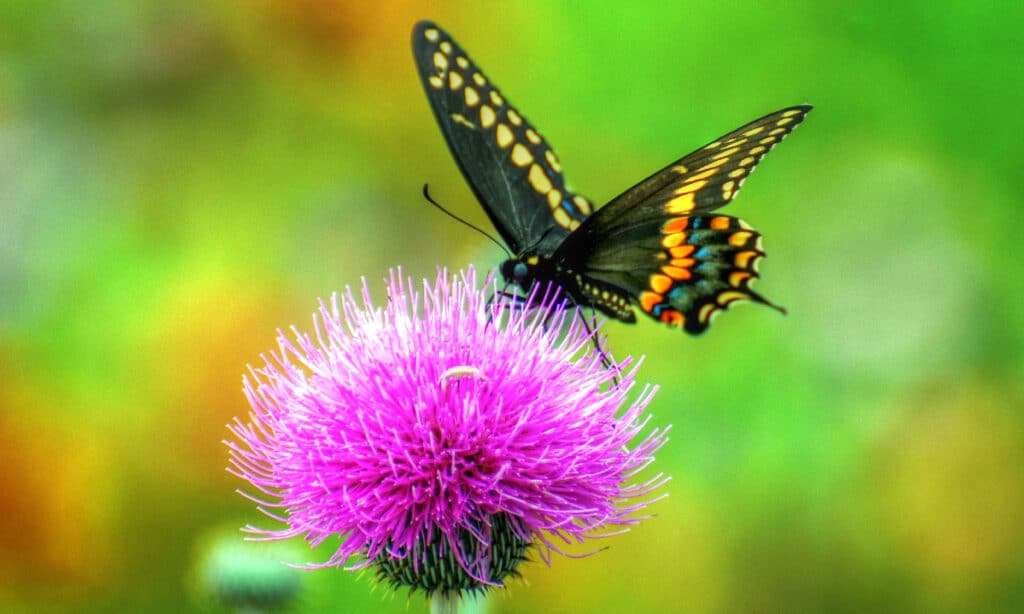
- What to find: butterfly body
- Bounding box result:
[414,21,811,335]
[501,254,637,322]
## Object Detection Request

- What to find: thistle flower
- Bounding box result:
[226,267,668,597]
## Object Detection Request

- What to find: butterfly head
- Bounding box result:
[500,258,533,290]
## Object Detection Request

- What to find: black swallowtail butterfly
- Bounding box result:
[413,21,811,334]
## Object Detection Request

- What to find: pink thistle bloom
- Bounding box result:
[226,267,669,595]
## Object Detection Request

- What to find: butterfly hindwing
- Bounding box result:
[554,107,811,334]
[412,21,594,255]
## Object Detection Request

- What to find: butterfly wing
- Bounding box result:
[412,21,594,255]
[553,106,812,334]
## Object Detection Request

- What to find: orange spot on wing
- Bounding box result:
[649,274,672,294]
[710,216,731,230]
[670,258,695,269]
[659,310,685,327]
[663,217,690,234]
[669,244,695,258]
[662,266,691,280]
[639,291,661,313]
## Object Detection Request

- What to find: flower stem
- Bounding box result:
[431,591,460,614]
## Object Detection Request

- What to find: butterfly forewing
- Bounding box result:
[412,21,593,254]
[601,106,812,221]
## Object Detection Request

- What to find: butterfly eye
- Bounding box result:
[513,262,528,283]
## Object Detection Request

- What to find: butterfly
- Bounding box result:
[413,21,811,335]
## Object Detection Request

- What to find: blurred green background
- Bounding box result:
[2,1,1022,612]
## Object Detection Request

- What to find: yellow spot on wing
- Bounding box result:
[525,128,541,144]
[574,195,592,215]
[450,113,474,128]
[684,168,720,183]
[448,71,464,89]
[739,156,756,166]
[568,219,581,231]
[776,117,794,125]
[547,189,562,208]
[675,179,708,195]
[507,109,523,126]
[473,72,487,86]
[698,303,716,323]
[456,56,470,69]
[424,28,440,42]
[480,105,495,128]
[712,146,741,160]
[782,109,803,117]
[735,250,760,269]
[428,75,444,89]
[511,143,533,166]
[490,91,504,106]
[729,231,754,247]
[769,128,786,135]
[528,164,553,194]
[759,136,776,145]
[665,192,695,214]
[742,126,765,137]
[729,271,752,287]
[433,52,448,71]
[496,123,514,148]
[553,207,572,229]
[440,41,452,54]
[544,150,561,173]
[717,290,748,305]
[749,145,766,155]
[728,168,746,179]
[464,86,480,106]
[673,164,689,174]
[696,157,730,172]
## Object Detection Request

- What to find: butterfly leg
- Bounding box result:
[485,288,531,324]
[576,309,621,387]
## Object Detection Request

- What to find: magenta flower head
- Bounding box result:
[226,267,668,597]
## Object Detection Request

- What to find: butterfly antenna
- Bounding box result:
[422,184,511,259]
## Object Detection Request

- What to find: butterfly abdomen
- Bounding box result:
[505,255,637,322]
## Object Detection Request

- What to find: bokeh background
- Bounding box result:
[2,1,1022,612]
